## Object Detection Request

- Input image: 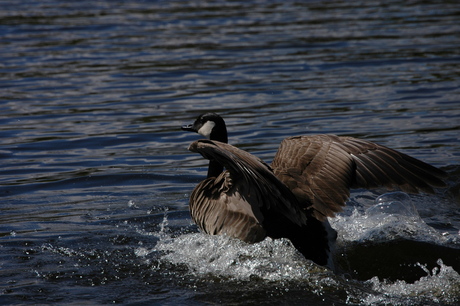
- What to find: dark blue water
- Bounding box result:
[1,0,460,304]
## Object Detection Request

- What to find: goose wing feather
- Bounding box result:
[188,139,307,240]
[272,135,446,220]
[189,175,267,242]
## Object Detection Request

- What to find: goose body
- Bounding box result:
[182,113,446,267]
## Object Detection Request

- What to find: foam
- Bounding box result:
[329,192,457,246]
[155,233,330,281]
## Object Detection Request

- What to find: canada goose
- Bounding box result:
[181,112,446,267]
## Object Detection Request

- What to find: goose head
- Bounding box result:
[182,112,228,143]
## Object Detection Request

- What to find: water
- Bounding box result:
[1,0,460,304]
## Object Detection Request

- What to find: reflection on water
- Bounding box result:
[1,0,460,305]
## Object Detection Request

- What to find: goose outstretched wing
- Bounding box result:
[188,139,307,241]
[271,135,446,220]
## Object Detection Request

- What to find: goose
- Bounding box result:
[181,112,446,267]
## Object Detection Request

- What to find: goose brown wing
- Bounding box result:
[271,135,446,220]
[188,140,307,232]
[189,174,267,243]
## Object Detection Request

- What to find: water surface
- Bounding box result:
[1,0,460,305]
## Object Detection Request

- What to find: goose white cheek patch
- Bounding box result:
[197,121,215,139]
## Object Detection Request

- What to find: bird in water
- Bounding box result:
[181,112,446,267]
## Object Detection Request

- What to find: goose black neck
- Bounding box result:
[209,121,228,144]
[207,116,227,178]
[207,160,223,178]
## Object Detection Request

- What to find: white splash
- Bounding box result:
[155,233,331,281]
[362,259,460,305]
[329,192,454,245]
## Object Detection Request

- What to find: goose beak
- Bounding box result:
[181,124,196,132]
